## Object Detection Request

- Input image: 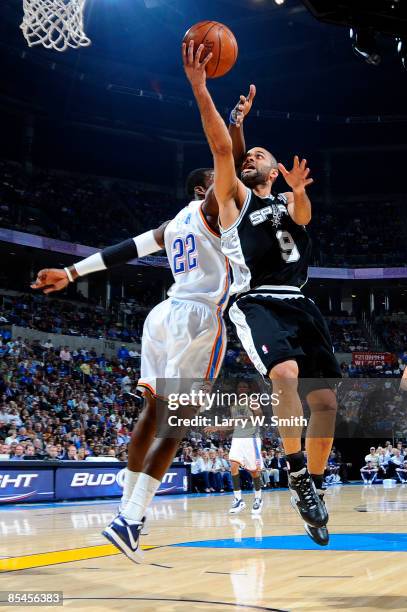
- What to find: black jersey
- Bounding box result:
[221,187,312,294]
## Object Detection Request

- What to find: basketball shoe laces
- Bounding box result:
[294,472,318,510]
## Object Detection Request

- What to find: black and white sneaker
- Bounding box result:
[251,497,263,516]
[229,498,246,514]
[289,468,328,528]
[303,491,329,546]
[102,514,144,563]
[304,523,329,546]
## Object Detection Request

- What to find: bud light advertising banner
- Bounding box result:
[0,469,54,504]
[55,465,189,500]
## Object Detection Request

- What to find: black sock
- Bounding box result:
[232,474,241,492]
[287,451,305,473]
[311,474,324,489]
[253,476,261,491]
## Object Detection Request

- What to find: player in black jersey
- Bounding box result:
[184,41,341,546]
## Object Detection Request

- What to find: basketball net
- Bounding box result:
[21,0,91,52]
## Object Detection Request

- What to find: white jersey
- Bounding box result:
[164,200,230,310]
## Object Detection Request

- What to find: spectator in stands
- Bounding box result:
[65,445,78,460]
[77,447,87,460]
[386,448,404,478]
[364,446,379,467]
[33,439,46,459]
[217,448,233,491]
[396,461,407,484]
[59,346,72,365]
[360,460,378,485]
[9,444,25,460]
[0,443,10,455]
[80,362,91,384]
[263,449,280,488]
[120,371,132,395]
[207,449,223,492]
[189,450,202,492]
[23,445,37,459]
[325,451,341,485]
[117,345,130,361]
[45,445,60,460]
[195,450,214,493]
[270,450,288,487]
[5,429,17,445]
[17,427,31,442]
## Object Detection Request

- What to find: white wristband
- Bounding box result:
[133,230,161,258]
[64,267,74,283]
[73,252,106,277]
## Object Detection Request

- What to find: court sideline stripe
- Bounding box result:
[0,544,158,572]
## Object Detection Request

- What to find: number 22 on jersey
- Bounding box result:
[172,233,198,274]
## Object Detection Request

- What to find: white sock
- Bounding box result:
[234,490,242,501]
[123,472,161,523]
[254,489,262,500]
[120,469,140,510]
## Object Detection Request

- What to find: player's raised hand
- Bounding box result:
[31,268,69,294]
[182,41,213,88]
[231,84,256,128]
[278,156,314,192]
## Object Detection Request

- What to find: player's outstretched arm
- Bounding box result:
[229,84,256,168]
[278,155,313,225]
[183,41,246,228]
[401,368,407,392]
[31,220,170,294]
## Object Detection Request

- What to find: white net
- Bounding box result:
[21,0,91,52]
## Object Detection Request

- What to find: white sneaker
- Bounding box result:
[251,497,263,516]
[229,498,246,514]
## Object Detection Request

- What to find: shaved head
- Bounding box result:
[241,147,279,187]
[247,148,278,169]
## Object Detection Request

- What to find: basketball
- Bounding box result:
[183,21,238,79]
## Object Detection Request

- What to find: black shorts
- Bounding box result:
[228,287,342,387]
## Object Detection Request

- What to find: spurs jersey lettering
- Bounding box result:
[164,200,230,308]
[221,188,312,294]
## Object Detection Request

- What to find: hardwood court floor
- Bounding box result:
[1,484,407,611]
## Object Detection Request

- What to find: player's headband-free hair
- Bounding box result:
[70,230,161,278]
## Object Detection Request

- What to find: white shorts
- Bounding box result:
[229,436,263,472]
[138,298,226,396]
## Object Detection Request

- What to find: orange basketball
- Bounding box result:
[183,21,238,79]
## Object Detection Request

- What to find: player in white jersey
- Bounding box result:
[140,190,230,393]
[31,87,256,563]
[206,381,264,516]
[31,169,227,557]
